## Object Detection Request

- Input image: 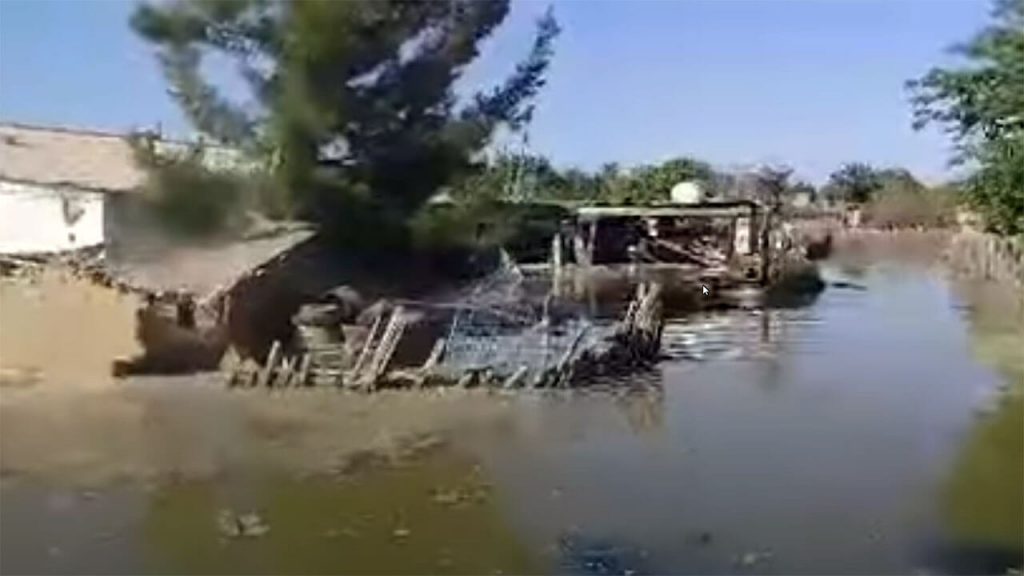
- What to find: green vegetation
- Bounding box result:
[129,134,285,237]
[909,0,1024,235]
[131,0,559,248]
[127,0,1021,252]
[863,181,958,229]
[448,153,717,205]
[823,162,885,204]
[819,163,960,228]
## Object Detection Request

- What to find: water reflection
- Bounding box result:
[614,387,665,435]
[939,395,1024,571]
[939,276,1024,571]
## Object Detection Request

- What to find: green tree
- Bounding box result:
[908,0,1024,235]
[542,167,590,201]
[753,164,794,206]
[606,157,714,204]
[826,162,884,204]
[789,180,818,204]
[877,168,925,193]
[132,0,559,247]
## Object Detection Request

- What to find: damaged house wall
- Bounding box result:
[0,122,252,258]
[0,182,107,254]
[0,268,142,389]
[0,123,148,256]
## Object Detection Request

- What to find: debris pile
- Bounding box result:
[226,282,664,391]
[650,234,729,269]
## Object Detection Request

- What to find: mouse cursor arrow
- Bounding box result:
[701,285,709,296]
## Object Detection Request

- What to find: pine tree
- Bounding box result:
[132,0,559,243]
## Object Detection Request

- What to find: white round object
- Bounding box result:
[670,181,704,204]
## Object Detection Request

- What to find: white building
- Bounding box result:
[0,123,247,255]
[0,124,149,254]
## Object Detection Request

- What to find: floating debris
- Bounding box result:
[217,510,270,538]
[432,489,463,506]
[734,549,774,567]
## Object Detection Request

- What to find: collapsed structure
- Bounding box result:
[226,280,665,390]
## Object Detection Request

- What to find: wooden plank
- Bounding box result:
[420,338,446,374]
[363,307,407,389]
[257,341,282,388]
[503,366,529,389]
[576,203,756,220]
[297,354,312,387]
[350,313,383,379]
[276,356,295,387]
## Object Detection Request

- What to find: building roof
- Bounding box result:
[0,123,248,193]
[0,123,148,192]
[575,200,759,220]
[105,223,317,296]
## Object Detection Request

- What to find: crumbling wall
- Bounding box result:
[0,268,140,389]
[0,182,106,254]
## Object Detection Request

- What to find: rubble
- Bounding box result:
[225,281,665,391]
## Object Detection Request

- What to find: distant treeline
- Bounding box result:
[449,154,961,227]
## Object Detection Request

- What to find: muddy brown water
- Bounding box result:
[1,236,1022,575]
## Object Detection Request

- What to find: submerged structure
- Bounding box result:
[525,198,823,311]
[222,197,823,391]
[226,276,665,391]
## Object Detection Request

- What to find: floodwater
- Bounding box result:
[1,236,1022,575]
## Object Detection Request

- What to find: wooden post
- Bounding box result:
[258,340,282,388]
[588,219,598,266]
[421,337,446,374]
[551,232,563,296]
[364,307,406,389]
[276,356,295,387]
[350,313,383,379]
[555,326,588,387]
[297,354,312,387]
[503,366,529,389]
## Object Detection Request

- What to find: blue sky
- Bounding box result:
[0,0,992,184]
